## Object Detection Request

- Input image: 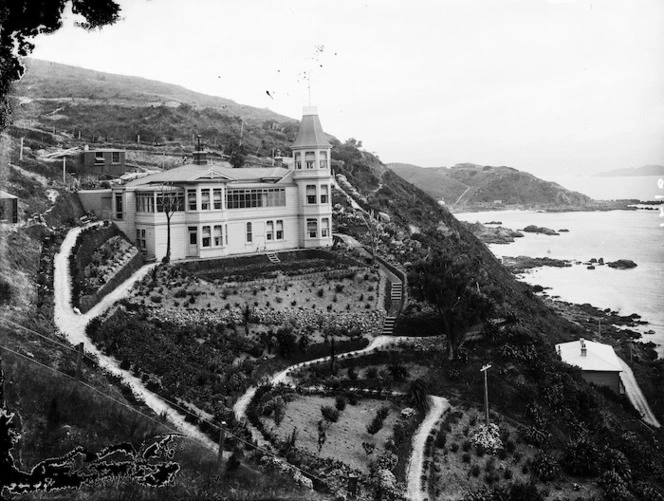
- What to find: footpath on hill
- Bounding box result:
[53,224,217,451]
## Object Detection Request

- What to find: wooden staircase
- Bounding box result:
[381,316,396,335]
[390,282,403,302]
[267,252,280,264]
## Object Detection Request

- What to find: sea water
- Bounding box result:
[454,208,664,356]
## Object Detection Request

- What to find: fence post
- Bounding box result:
[76,342,84,381]
[217,421,227,470]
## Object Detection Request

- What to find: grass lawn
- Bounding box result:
[261,395,402,474]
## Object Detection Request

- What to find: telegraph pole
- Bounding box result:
[217,421,227,470]
[480,364,491,426]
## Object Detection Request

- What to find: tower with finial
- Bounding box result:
[291,106,333,248]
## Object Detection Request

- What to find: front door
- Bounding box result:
[187,227,198,257]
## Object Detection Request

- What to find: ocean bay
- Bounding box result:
[455,209,664,356]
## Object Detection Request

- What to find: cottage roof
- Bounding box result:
[0,190,18,199]
[124,162,290,187]
[556,339,622,372]
[292,106,332,149]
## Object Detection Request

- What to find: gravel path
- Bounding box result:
[53,224,217,451]
[406,395,449,501]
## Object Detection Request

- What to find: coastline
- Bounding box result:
[448,199,662,214]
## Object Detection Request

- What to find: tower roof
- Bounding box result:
[292,106,332,149]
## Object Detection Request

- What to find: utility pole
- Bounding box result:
[62,157,66,184]
[76,342,84,381]
[480,364,492,426]
[19,137,24,161]
[217,421,227,470]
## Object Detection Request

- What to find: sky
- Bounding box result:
[29,0,664,178]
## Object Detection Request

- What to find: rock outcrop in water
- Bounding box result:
[607,259,637,269]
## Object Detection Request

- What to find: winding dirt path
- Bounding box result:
[406,396,449,501]
[53,224,217,450]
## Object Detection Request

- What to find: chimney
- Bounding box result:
[580,338,587,357]
[192,135,207,165]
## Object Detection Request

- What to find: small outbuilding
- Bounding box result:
[556,338,624,394]
[0,190,18,223]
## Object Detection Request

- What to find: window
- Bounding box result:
[305,152,315,169]
[276,220,284,240]
[226,188,285,209]
[188,227,197,246]
[321,218,330,238]
[114,195,123,219]
[213,189,222,210]
[157,192,184,212]
[202,226,211,247]
[306,185,317,204]
[266,220,274,241]
[225,224,228,245]
[214,225,223,246]
[320,185,328,204]
[294,152,302,169]
[319,151,327,169]
[136,229,146,251]
[187,190,197,211]
[95,152,105,164]
[112,151,120,164]
[137,193,155,213]
[201,189,210,210]
[307,219,317,238]
[246,222,253,243]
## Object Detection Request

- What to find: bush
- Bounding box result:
[531,452,560,482]
[377,406,390,421]
[321,405,340,423]
[0,279,12,305]
[450,443,459,453]
[462,452,471,463]
[471,464,481,477]
[366,367,378,379]
[227,447,243,471]
[335,395,347,411]
[317,288,324,297]
[367,418,383,435]
[462,439,472,452]
[561,438,601,477]
[599,470,631,501]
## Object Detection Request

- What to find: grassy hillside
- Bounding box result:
[388,162,594,209]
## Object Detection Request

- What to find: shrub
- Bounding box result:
[321,405,340,423]
[227,447,243,471]
[150,295,162,304]
[471,463,481,477]
[505,439,516,453]
[472,423,503,455]
[462,452,471,463]
[561,438,601,477]
[120,359,131,370]
[503,468,513,480]
[531,452,560,482]
[388,363,409,381]
[335,284,345,293]
[317,288,324,298]
[450,443,459,453]
[348,366,358,381]
[497,448,507,460]
[366,367,378,379]
[362,441,376,456]
[377,406,390,421]
[367,418,383,435]
[335,395,347,411]
[599,470,631,501]
[462,439,472,452]
[436,432,447,448]
[601,447,632,482]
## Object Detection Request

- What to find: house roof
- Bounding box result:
[292,106,332,149]
[124,162,291,187]
[0,190,18,199]
[556,339,623,372]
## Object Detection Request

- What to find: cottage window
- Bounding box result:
[114,195,123,219]
[201,189,210,210]
[307,219,317,238]
[276,220,284,240]
[225,224,228,245]
[306,185,316,204]
[321,218,330,238]
[187,190,197,211]
[214,225,223,246]
[320,185,328,204]
[226,188,285,209]
[213,189,222,209]
[319,151,327,169]
[112,151,120,164]
[202,226,211,247]
[246,222,253,243]
[137,193,154,213]
[294,152,302,169]
[95,152,105,164]
[266,220,274,241]
[305,152,315,169]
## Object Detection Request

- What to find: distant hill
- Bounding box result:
[388,162,593,209]
[593,164,664,177]
[8,59,299,157]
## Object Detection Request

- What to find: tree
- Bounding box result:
[156,183,182,263]
[0,1,121,130]
[226,137,246,168]
[407,378,429,414]
[408,253,494,360]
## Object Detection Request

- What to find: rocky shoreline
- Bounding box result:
[500,255,638,274]
[449,199,663,213]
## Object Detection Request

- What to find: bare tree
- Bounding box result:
[156,183,182,263]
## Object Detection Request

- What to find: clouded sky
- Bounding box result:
[30,0,664,177]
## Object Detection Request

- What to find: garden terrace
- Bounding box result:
[177,248,366,283]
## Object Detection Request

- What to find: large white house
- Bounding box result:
[111,106,334,261]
